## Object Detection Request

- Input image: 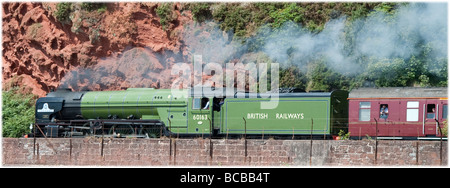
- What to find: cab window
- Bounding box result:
[201,98,210,110]
[192,98,201,109]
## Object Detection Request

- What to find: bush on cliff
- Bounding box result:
[2,87,37,138]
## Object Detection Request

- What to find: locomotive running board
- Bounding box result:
[101,121,163,126]
[91,134,149,138]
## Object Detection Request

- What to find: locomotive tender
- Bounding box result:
[33,87,348,138]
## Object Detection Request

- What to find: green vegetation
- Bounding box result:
[279,65,307,90]
[156,3,175,31]
[338,130,350,140]
[188,3,213,22]
[211,4,253,37]
[55,2,107,24]
[2,87,37,138]
[442,121,448,137]
[55,2,107,44]
[80,2,107,12]
[187,2,386,36]
[55,2,72,24]
[269,3,304,28]
[306,61,351,91]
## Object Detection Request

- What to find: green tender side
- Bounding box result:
[220,91,348,136]
[80,88,189,130]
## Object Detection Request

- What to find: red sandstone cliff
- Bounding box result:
[2,2,193,96]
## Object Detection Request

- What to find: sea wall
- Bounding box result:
[2,138,447,166]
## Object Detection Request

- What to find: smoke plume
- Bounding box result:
[259,3,447,75]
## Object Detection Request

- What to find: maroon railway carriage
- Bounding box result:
[348,87,447,139]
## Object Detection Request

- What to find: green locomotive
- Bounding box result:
[33,88,348,138]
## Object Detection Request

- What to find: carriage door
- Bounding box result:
[424,101,437,136]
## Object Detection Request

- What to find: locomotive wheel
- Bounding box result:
[82,122,104,136]
[82,122,91,136]
[109,124,135,137]
[139,125,162,138]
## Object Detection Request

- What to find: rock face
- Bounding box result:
[2,2,192,96]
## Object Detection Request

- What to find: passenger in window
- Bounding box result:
[213,98,224,111]
[427,108,436,119]
[217,98,224,110]
[380,105,389,119]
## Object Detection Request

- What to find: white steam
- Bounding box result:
[260,3,447,75]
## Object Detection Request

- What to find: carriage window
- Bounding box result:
[380,104,389,119]
[192,98,201,109]
[406,101,419,121]
[359,102,371,121]
[443,105,448,119]
[426,104,436,119]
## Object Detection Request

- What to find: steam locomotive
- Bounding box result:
[31,87,447,139]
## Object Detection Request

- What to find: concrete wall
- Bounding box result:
[2,138,447,166]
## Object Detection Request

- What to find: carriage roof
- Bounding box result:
[348,87,448,99]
